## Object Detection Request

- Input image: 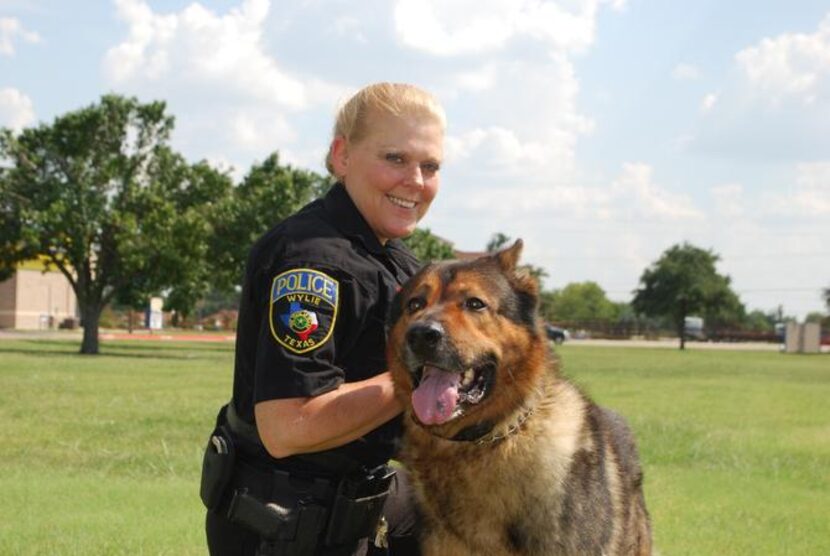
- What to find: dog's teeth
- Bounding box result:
[462,369,475,386]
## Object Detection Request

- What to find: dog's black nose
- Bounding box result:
[406,321,444,355]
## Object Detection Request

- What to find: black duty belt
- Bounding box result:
[203,403,396,551]
[231,457,336,506]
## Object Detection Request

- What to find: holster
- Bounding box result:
[201,403,396,553]
[324,465,396,546]
[200,410,236,511]
[227,489,328,556]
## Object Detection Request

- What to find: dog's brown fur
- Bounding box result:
[387,241,652,555]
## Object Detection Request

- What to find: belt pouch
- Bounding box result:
[200,425,236,511]
[323,473,393,546]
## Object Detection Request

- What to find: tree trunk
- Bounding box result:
[677,319,686,350]
[80,305,102,355]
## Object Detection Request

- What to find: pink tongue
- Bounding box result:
[412,366,461,425]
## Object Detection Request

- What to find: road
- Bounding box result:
[2,329,827,352]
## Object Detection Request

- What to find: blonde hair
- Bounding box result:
[326,82,446,175]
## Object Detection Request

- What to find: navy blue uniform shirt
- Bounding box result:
[231,183,421,471]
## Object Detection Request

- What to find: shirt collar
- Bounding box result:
[324,182,393,256]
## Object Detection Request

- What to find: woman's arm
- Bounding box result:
[254,371,403,459]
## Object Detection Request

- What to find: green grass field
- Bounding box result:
[0,338,827,555]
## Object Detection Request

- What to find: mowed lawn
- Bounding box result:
[0,338,828,555]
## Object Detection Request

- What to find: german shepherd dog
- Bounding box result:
[387,241,652,555]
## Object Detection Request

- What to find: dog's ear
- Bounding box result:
[494,239,523,272]
[491,239,540,328]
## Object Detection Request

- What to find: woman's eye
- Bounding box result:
[421,162,440,175]
[407,297,425,313]
[385,153,405,164]
[464,297,487,311]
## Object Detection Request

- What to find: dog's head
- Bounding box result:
[387,240,550,438]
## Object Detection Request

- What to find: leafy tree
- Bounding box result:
[632,242,741,349]
[613,301,636,323]
[194,286,242,321]
[805,311,826,324]
[486,232,511,253]
[703,288,746,330]
[485,232,548,282]
[403,228,455,262]
[824,286,830,312]
[0,94,229,354]
[743,309,775,332]
[208,153,329,292]
[538,290,558,323]
[545,281,618,322]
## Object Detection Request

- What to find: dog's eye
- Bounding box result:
[407,297,426,313]
[464,297,487,311]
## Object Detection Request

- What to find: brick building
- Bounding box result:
[0,259,77,329]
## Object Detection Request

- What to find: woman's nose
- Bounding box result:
[405,164,424,189]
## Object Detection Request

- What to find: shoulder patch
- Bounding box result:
[269,268,339,354]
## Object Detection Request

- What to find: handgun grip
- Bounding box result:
[227,490,299,541]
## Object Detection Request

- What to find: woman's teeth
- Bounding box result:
[387,195,416,209]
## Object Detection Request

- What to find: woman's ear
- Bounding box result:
[330,136,349,179]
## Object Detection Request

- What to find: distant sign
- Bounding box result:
[146,296,164,330]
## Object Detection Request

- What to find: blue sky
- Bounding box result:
[2,0,829,319]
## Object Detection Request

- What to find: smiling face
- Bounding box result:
[330,108,444,244]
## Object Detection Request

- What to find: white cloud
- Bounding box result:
[451,64,498,94]
[104,0,308,108]
[391,1,626,189]
[792,163,830,215]
[610,163,703,221]
[438,162,702,224]
[672,63,701,81]
[691,14,830,162]
[393,0,611,56]
[0,16,40,56]
[102,0,351,168]
[768,162,830,216]
[710,183,744,217]
[332,16,368,44]
[229,110,295,150]
[0,87,35,131]
[442,55,593,184]
[735,13,830,105]
[605,0,627,11]
[700,92,718,112]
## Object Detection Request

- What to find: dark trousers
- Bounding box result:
[206,468,421,556]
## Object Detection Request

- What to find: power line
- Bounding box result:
[736,287,825,293]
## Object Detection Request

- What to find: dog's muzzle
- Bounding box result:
[406,320,445,359]
[402,320,497,426]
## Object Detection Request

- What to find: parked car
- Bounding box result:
[545,324,570,344]
[684,316,705,341]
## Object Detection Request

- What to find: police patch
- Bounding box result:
[269,268,339,354]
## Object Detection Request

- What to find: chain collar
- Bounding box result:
[474,405,535,445]
[416,403,537,445]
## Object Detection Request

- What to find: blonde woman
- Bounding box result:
[202,83,445,556]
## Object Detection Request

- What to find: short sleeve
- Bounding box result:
[253,265,368,403]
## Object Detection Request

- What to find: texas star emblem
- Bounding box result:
[269,268,338,354]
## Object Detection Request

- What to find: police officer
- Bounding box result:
[202,83,445,555]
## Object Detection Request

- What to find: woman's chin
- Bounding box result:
[380,221,418,241]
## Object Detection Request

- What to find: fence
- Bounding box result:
[550,319,828,345]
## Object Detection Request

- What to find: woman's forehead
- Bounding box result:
[362,107,443,135]
[360,110,443,151]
